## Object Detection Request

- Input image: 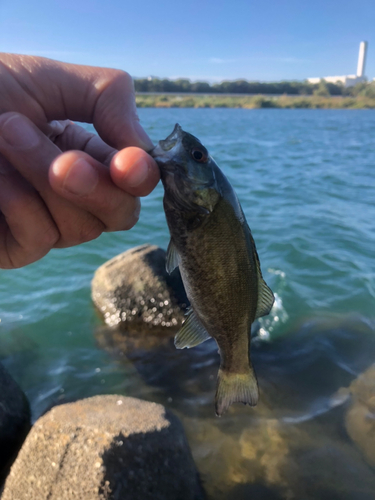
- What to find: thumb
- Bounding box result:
[91,70,154,151]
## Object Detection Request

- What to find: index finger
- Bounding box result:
[0,54,153,150]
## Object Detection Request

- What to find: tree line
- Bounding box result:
[134,78,375,98]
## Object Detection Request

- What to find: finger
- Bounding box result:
[0,112,105,247]
[50,151,140,231]
[49,122,160,197]
[110,147,160,198]
[0,54,153,150]
[50,121,117,166]
[0,154,59,269]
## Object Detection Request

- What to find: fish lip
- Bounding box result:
[150,123,182,156]
[161,123,182,149]
[149,124,184,173]
[149,143,174,171]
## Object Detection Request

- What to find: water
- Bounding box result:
[1,109,375,499]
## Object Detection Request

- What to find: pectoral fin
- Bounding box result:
[174,308,211,349]
[166,239,179,274]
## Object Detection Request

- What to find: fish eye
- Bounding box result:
[191,148,208,163]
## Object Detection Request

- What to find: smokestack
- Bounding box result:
[357,41,368,77]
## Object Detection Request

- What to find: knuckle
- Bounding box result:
[8,191,40,216]
[0,111,23,127]
[100,191,126,216]
[86,187,127,219]
[109,69,134,91]
[87,192,140,232]
[0,112,27,143]
[39,223,60,249]
[96,69,134,97]
[120,197,140,231]
[96,194,140,231]
[75,217,104,244]
[6,194,59,249]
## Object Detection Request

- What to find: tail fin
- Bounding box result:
[215,367,258,417]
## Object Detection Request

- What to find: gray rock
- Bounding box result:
[1,395,205,500]
[0,362,31,485]
[91,244,188,333]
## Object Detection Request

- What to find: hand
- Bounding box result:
[0,54,160,269]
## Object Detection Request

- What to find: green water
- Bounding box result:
[1,109,375,499]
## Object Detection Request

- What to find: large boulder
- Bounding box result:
[0,362,31,485]
[92,244,188,333]
[1,395,205,500]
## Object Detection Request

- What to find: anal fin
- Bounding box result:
[174,308,211,349]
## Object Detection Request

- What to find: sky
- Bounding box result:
[1,0,374,82]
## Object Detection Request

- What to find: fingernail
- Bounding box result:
[59,158,99,195]
[0,114,40,149]
[132,121,154,150]
[124,157,149,187]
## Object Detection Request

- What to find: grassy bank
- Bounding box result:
[136,94,375,109]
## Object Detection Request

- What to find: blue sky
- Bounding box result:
[1,0,374,82]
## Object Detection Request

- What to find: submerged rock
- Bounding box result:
[91,244,188,332]
[345,364,375,468]
[182,411,375,500]
[0,362,31,485]
[183,417,297,499]
[2,395,205,500]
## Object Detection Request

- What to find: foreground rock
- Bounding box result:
[0,362,31,485]
[345,364,375,467]
[92,244,188,332]
[2,395,205,500]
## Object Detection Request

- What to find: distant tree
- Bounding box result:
[361,82,375,98]
[134,77,348,96]
[173,79,191,92]
[344,81,368,97]
[325,82,343,95]
[191,81,211,93]
[313,80,330,96]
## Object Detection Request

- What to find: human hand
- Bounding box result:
[0,54,160,269]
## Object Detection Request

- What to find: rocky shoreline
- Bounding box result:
[1,244,375,499]
[1,244,205,499]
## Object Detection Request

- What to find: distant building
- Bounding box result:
[308,41,368,88]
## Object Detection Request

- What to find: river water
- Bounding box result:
[1,109,375,499]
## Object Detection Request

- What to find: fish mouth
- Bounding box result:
[149,123,182,162]
[159,123,183,152]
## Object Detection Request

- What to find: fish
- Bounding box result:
[150,124,274,416]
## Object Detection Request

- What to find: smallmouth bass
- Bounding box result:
[151,124,274,416]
